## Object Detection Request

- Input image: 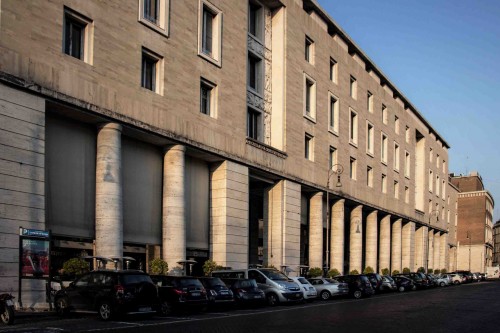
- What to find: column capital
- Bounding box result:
[164,144,186,153]
[98,122,122,132]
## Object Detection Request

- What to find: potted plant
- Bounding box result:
[381,268,390,276]
[149,258,169,275]
[327,268,341,278]
[349,269,359,275]
[308,267,323,278]
[202,259,223,276]
[403,267,410,274]
[363,266,374,274]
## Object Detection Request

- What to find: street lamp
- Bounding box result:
[466,231,472,271]
[426,210,440,273]
[325,164,343,272]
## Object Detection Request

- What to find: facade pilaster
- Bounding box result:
[440,233,449,271]
[309,192,324,269]
[379,215,391,273]
[349,205,363,273]
[95,123,123,266]
[428,229,434,272]
[414,226,426,271]
[433,232,441,272]
[365,210,378,271]
[402,221,415,271]
[391,218,402,273]
[330,199,345,273]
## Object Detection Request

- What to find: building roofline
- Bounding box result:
[305,0,450,148]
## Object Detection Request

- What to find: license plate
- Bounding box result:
[220,291,228,295]
[6,300,13,306]
[138,307,151,312]
[191,292,200,297]
[254,295,262,299]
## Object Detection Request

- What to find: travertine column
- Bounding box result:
[440,233,449,271]
[265,180,301,275]
[349,205,363,273]
[365,211,378,272]
[330,199,345,273]
[414,226,426,271]
[402,221,415,271]
[433,232,441,272]
[163,145,186,269]
[210,161,249,269]
[379,215,391,273]
[428,229,434,272]
[95,123,123,267]
[309,193,324,269]
[391,219,402,273]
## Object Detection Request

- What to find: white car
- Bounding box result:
[307,277,349,300]
[435,275,450,287]
[449,273,464,285]
[290,277,317,301]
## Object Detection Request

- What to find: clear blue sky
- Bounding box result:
[317,0,500,221]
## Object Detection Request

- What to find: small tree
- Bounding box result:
[363,266,374,274]
[381,268,390,276]
[349,269,360,275]
[62,258,90,279]
[434,269,440,274]
[428,268,433,274]
[203,259,223,276]
[417,266,425,273]
[327,268,341,278]
[403,267,410,274]
[308,267,323,278]
[149,258,169,275]
[440,268,447,274]
[392,270,400,275]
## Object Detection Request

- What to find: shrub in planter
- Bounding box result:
[381,268,390,276]
[62,258,90,280]
[392,270,400,275]
[403,267,410,274]
[440,268,447,274]
[308,267,323,277]
[434,269,440,274]
[349,269,359,275]
[149,258,169,275]
[203,259,223,276]
[327,268,341,278]
[417,266,425,273]
[363,266,374,274]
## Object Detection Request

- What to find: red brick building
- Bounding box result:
[451,172,494,272]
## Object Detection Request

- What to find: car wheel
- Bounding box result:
[320,290,331,301]
[158,301,174,316]
[453,280,460,285]
[411,285,417,291]
[0,304,14,325]
[55,297,70,316]
[353,290,362,299]
[98,301,113,321]
[266,293,279,306]
[398,286,405,292]
[440,282,445,287]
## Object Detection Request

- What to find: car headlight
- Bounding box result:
[210,290,217,296]
[277,284,286,291]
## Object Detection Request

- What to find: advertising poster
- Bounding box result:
[20,232,50,279]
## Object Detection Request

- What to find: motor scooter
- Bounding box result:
[0,293,15,325]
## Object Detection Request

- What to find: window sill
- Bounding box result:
[381,160,388,166]
[139,18,169,37]
[366,151,374,158]
[349,141,358,148]
[198,52,222,68]
[246,138,287,159]
[328,128,339,136]
[304,114,317,124]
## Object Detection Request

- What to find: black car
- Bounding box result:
[197,277,234,306]
[395,272,431,289]
[391,275,416,292]
[336,275,375,299]
[151,275,208,315]
[223,278,266,307]
[365,273,383,292]
[54,270,158,320]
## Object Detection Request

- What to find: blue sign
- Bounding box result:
[20,228,50,239]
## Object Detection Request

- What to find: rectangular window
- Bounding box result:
[442,160,446,173]
[405,151,410,178]
[305,36,314,64]
[330,58,338,83]
[198,1,222,65]
[429,148,433,162]
[63,8,93,63]
[350,157,357,180]
[328,94,339,133]
[367,91,373,113]
[382,104,388,124]
[436,154,440,168]
[429,170,433,192]
[141,48,162,93]
[366,122,374,155]
[143,0,159,23]
[442,180,446,199]
[381,133,388,164]
[382,174,387,193]
[394,142,400,171]
[394,181,399,199]
[395,115,400,134]
[248,53,263,93]
[304,74,316,119]
[436,175,440,197]
[367,166,373,187]
[200,79,216,116]
[329,146,337,169]
[349,109,358,145]
[405,186,410,203]
[139,0,169,35]
[350,76,357,99]
[405,126,410,143]
[248,1,263,40]
[305,134,314,160]
[247,107,261,140]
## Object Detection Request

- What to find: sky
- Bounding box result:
[317,0,500,221]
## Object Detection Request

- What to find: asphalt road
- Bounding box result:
[2,280,500,333]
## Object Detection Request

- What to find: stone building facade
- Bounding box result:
[451,172,495,272]
[0,0,457,307]
[493,221,500,267]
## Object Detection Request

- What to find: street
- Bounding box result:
[2,281,500,333]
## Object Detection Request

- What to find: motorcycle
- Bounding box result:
[0,293,15,325]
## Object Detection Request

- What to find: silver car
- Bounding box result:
[380,275,397,292]
[307,278,349,300]
[290,277,317,302]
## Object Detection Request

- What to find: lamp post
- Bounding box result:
[426,210,440,273]
[467,231,472,271]
[325,164,343,273]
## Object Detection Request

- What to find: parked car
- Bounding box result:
[433,275,450,287]
[477,272,487,281]
[425,274,438,287]
[54,269,158,320]
[290,277,317,302]
[365,273,383,293]
[379,275,397,292]
[335,275,374,299]
[448,273,465,285]
[307,278,349,300]
[197,277,234,306]
[391,275,416,292]
[451,271,473,283]
[151,275,208,315]
[395,272,431,289]
[222,278,266,307]
[212,268,303,306]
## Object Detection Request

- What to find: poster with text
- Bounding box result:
[21,238,49,278]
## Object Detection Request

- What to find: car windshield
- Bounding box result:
[121,274,153,285]
[297,277,309,284]
[237,280,258,288]
[383,276,394,282]
[204,277,225,287]
[177,278,203,288]
[325,278,338,284]
[260,269,288,281]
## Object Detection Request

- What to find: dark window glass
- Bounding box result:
[64,15,84,59]
[200,82,211,115]
[143,0,159,24]
[142,53,157,91]
[305,38,311,62]
[330,97,336,127]
[202,7,214,55]
[248,54,261,91]
[249,2,261,38]
[247,108,260,140]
